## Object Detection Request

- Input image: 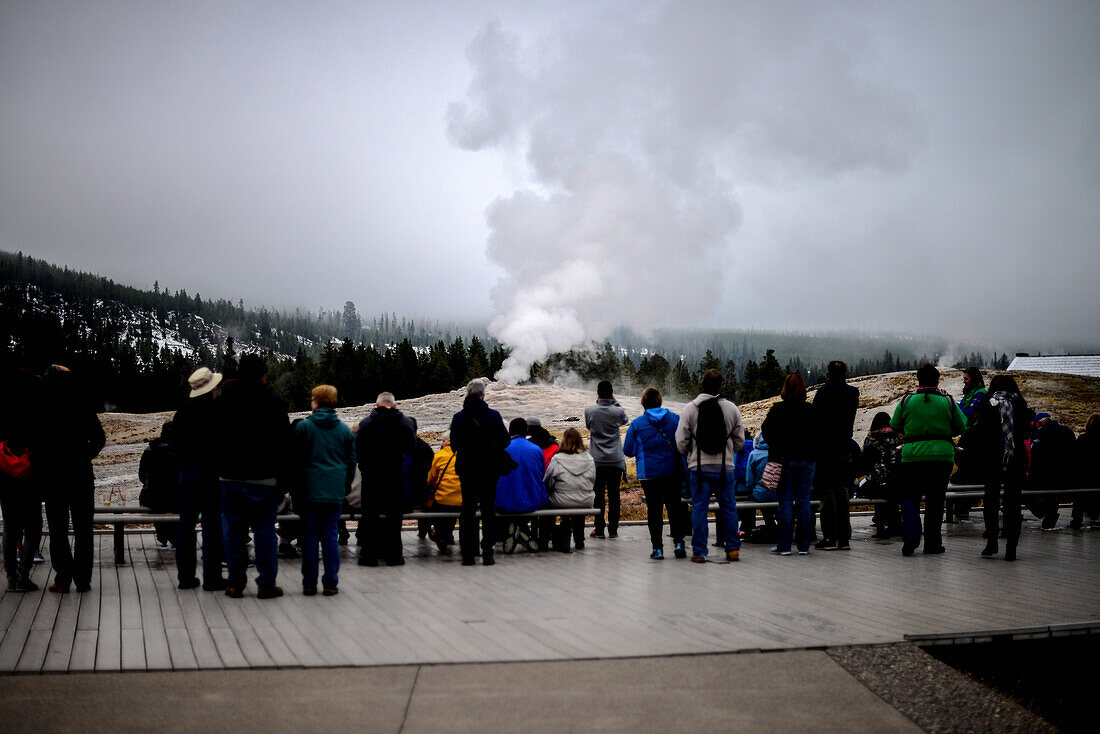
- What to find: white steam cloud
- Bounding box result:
[447,3,920,383]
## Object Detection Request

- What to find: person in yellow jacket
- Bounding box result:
[425,432,463,553]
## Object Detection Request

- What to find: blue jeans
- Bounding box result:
[301,502,341,589]
[752,487,779,502]
[221,481,279,590]
[777,461,815,553]
[689,470,739,557]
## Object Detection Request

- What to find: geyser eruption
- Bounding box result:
[447,5,920,383]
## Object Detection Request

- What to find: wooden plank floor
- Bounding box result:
[2,515,1098,673]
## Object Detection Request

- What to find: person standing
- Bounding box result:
[972,375,1033,560]
[449,379,510,566]
[216,354,291,599]
[585,381,628,539]
[812,361,859,551]
[1,368,42,592]
[36,365,105,594]
[675,369,745,562]
[889,364,967,557]
[174,366,226,591]
[356,392,417,567]
[761,373,818,556]
[295,385,355,595]
[623,387,689,559]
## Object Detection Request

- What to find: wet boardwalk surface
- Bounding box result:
[2,515,1098,673]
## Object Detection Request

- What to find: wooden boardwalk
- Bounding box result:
[2,515,1098,673]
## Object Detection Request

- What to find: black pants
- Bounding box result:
[1,479,42,583]
[424,504,460,545]
[176,470,225,585]
[362,494,404,563]
[900,462,951,550]
[642,476,689,549]
[593,465,625,535]
[459,472,497,561]
[815,460,851,544]
[538,514,586,551]
[984,470,1024,546]
[43,474,95,590]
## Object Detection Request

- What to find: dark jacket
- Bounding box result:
[1077,430,1100,489]
[449,395,510,478]
[294,408,356,505]
[862,428,902,498]
[761,399,818,463]
[173,394,219,475]
[970,390,1032,475]
[1029,420,1077,488]
[813,380,859,456]
[410,437,435,507]
[138,436,180,512]
[33,368,106,482]
[215,379,291,482]
[356,407,417,502]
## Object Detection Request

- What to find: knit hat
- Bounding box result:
[188,367,223,398]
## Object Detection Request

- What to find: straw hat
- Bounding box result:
[188,367,223,398]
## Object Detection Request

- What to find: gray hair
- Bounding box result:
[466,379,486,399]
[376,391,396,407]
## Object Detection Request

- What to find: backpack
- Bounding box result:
[695,398,731,456]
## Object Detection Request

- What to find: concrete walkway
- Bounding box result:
[0,650,922,734]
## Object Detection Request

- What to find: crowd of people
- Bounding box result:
[1,357,1097,598]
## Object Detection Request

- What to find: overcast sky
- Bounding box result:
[2,1,1097,361]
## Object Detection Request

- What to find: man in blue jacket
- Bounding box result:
[624,388,689,559]
[495,418,548,554]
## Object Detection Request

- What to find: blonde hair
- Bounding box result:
[311,384,338,408]
[560,427,586,454]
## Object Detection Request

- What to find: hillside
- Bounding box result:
[93,369,1100,512]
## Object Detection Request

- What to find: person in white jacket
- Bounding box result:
[541,428,596,553]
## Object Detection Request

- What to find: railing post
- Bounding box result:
[114,523,126,565]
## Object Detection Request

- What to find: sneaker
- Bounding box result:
[673,542,686,559]
[769,546,792,556]
[797,549,809,556]
[726,550,740,562]
[691,555,707,563]
[33,551,44,564]
[837,542,851,551]
[589,530,605,539]
[650,548,664,560]
[257,586,284,600]
[815,539,838,551]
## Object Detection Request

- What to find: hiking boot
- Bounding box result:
[303,586,318,597]
[224,587,244,599]
[691,555,706,563]
[673,541,687,559]
[650,548,664,560]
[726,550,739,562]
[257,586,284,600]
[16,578,38,592]
[322,586,338,597]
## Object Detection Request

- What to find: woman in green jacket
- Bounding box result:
[890,364,967,556]
[294,385,356,595]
